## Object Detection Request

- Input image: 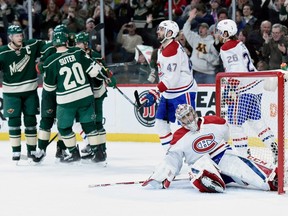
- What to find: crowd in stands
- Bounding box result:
[1,0,288,84]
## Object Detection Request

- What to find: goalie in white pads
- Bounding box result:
[142,104,278,192]
[216,19,278,164]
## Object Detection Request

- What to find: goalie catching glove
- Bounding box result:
[142,162,176,189]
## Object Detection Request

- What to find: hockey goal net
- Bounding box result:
[215,71,288,194]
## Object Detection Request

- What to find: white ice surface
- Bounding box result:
[0,141,287,216]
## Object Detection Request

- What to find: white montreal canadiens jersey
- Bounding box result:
[157,40,197,99]
[166,116,230,168]
[220,40,262,94]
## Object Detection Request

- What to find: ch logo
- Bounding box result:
[134,90,158,127]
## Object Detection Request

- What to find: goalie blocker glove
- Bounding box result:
[143,89,160,107]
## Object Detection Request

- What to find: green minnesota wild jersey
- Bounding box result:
[43,47,96,106]
[87,49,108,98]
[0,39,45,94]
[40,41,56,63]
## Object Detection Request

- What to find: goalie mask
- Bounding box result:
[175,104,199,132]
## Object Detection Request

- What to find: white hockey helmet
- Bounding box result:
[158,20,179,43]
[216,19,238,39]
[175,104,199,132]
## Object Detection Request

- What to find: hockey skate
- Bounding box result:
[12,152,21,161]
[91,145,107,163]
[81,144,94,159]
[81,144,91,153]
[60,146,81,163]
[32,150,46,162]
[28,150,45,163]
[55,146,69,159]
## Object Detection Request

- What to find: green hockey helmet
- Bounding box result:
[53,24,68,35]
[75,32,89,44]
[8,25,23,35]
[52,32,68,47]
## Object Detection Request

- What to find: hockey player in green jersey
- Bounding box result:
[36,24,70,160]
[74,31,116,162]
[0,25,46,162]
[43,31,111,163]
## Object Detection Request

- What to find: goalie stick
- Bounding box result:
[88,178,189,188]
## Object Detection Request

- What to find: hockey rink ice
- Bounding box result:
[0,140,287,216]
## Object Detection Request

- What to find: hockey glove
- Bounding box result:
[142,162,175,189]
[143,89,160,107]
[106,70,117,88]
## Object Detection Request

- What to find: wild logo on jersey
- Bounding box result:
[134,90,158,127]
[192,133,217,153]
[9,54,30,75]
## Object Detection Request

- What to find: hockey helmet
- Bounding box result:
[8,25,23,35]
[52,32,68,47]
[75,32,89,44]
[216,19,238,39]
[175,104,199,132]
[54,24,68,35]
[157,20,179,42]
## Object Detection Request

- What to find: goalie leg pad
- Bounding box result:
[188,154,225,193]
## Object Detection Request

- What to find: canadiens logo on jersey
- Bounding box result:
[9,54,30,75]
[134,90,157,127]
[192,133,218,153]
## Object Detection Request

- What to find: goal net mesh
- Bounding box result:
[215,71,288,194]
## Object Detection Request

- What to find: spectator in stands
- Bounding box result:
[209,8,229,36]
[189,3,215,30]
[114,0,134,32]
[235,9,246,33]
[164,0,187,22]
[256,59,269,71]
[178,0,209,29]
[130,0,152,28]
[85,17,101,52]
[92,3,117,63]
[62,5,85,33]
[40,0,62,40]
[241,3,257,31]
[137,14,161,49]
[208,0,222,23]
[183,8,219,84]
[0,0,15,44]
[176,30,192,57]
[246,20,271,64]
[116,21,143,62]
[262,23,288,69]
[228,0,252,18]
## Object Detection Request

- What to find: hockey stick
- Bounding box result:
[115,86,139,108]
[134,90,142,108]
[88,178,189,188]
[48,133,58,145]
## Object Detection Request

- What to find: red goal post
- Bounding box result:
[215,71,287,194]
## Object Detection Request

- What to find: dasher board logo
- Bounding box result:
[134,90,158,127]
